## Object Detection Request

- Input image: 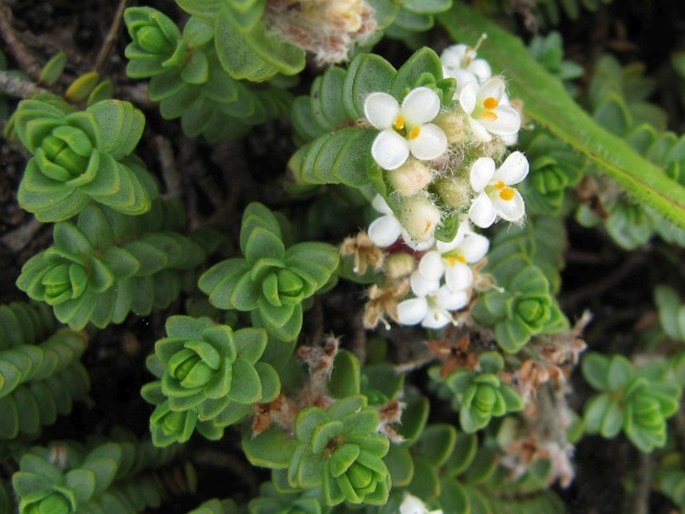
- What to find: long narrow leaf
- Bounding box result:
[438,4,685,228]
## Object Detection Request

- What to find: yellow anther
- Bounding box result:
[494,181,506,189]
[409,125,422,140]
[481,111,498,120]
[393,115,405,130]
[445,253,467,266]
[483,97,499,109]
[499,187,515,201]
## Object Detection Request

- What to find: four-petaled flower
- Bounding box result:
[397,284,469,329]
[410,222,490,296]
[364,87,448,170]
[459,76,521,143]
[468,151,529,228]
[441,43,492,93]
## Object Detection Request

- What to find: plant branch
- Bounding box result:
[0,69,48,98]
[0,3,42,80]
[94,0,128,72]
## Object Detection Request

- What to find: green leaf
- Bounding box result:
[582,352,610,391]
[343,53,397,119]
[64,469,97,503]
[227,359,261,403]
[438,4,685,229]
[328,350,361,399]
[416,424,457,467]
[87,100,144,159]
[391,47,443,99]
[242,426,296,469]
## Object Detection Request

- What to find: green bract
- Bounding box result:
[16,202,206,330]
[199,202,339,342]
[430,352,524,433]
[288,396,390,506]
[12,97,157,222]
[142,316,280,447]
[582,352,681,452]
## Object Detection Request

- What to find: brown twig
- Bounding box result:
[0,3,42,80]
[154,136,182,199]
[0,69,48,98]
[94,0,128,72]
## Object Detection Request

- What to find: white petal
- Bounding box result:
[418,251,445,281]
[364,92,399,130]
[494,151,529,185]
[402,87,441,124]
[440,44,468,67]
[469,157,495,192]
[410,270,440,297]
[480,104,521,136]
[371,194,393,215]
[493,189,526,223]
[458,233,490,262]
[468,59,492,83]
[371,130,410,170]
[422,307,452,329]
[408,123,447,161]
[467,116,492,142]
[436,286,470,310]
[444,262,473,291]
[368,214,402,247]
[397,298,429,326]
[402,231,436,252]
[479,76,506,101]
[469,193,497,228]
[456,71,480,93]
[459,82,477,114]
[400,493,429,514]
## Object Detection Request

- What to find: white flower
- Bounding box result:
[411,222,490,294]
[367,195,436,251]
[364,87,448,170]
[397,284,469,329]
[400,492,443,514]
[459,76,521,142]
[468,152,529,228]
[441,43,492,92]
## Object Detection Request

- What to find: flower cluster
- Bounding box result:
[349,41,529,330]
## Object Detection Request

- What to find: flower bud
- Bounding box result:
[384,252,416,280]
[399,196,441,243]
[434,175,471,209]
[435,112,468,144]
[387,159,434,197]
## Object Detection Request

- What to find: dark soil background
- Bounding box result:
[1,0,685,512]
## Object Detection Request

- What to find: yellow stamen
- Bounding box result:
[494,181,506,189]
[409,125,421,140]
[499,187,515,201]
[481,111,498,120]
[393,115,405,130]
[445,253,467,266]
[483,97,499,109]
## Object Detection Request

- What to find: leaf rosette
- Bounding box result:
[430,352,524,433]
[143,316,280,446]
[124,7,186,78]
[199,202,339,341]
[582,353,681,452]
[13,97,157,221]
[288,396,391,506]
